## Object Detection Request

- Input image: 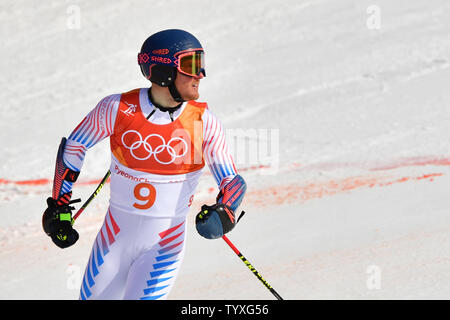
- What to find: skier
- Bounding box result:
[42,29,247,300]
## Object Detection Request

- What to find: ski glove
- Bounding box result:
[196,175,247,239]
[42,197,81,249]
[195,203,245,239]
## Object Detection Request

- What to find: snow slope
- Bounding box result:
[1,0,450,299]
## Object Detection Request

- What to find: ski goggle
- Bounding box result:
[176,50,206,77]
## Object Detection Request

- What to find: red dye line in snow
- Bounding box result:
[370,157,450,171]
[0,164,271,186]
[1,156,447,188]
[246,172,444,207]
[0,178,50,186]
[201,164,272,176]
[0,178,108,186]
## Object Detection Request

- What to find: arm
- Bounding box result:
[43,94,120,248]
[52,94,120,202]
[196,109,247,239]
[202,108,238,189]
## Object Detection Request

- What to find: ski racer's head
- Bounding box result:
[138,29,206,103]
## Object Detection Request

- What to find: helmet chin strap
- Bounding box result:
[168,69,184,103]
[168,83,184,103]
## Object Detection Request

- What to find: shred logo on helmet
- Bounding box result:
[152,49,169,55]
[137,29,206,102]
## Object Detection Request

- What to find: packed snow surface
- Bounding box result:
[1,0,450,299]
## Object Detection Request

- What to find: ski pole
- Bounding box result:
[222,234,283,300]
[73,170,111,222]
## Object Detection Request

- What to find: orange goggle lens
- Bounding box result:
[178,51,205,77]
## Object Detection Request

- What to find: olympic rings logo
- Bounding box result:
[121,130,188,165]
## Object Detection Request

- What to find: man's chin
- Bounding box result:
[183,92,200,101]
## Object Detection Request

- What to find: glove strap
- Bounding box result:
[59,213,72,222]
[236,211,246,224]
